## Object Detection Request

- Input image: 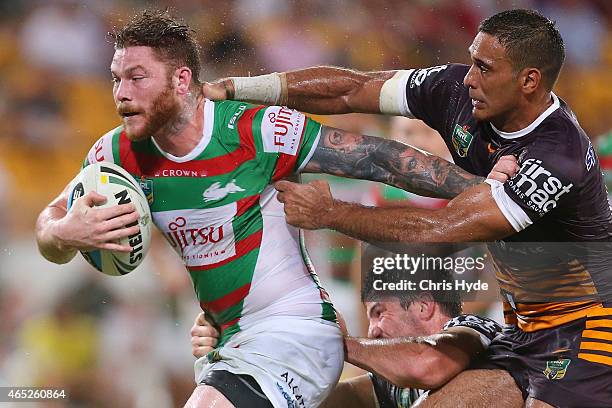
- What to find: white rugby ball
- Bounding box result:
[67,162,152,276]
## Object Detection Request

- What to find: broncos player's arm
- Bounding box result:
[345,326,484,390]
[320,375,378,408]
[203,67,393,115]
[275,179,516,242]
[301,125,484,199]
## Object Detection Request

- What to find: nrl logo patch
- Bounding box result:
[452,124,474,158]
[543,358,571,380]
[139,178,154,205]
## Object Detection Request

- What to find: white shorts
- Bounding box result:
[194,316,343,408]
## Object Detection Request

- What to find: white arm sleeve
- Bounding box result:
[379,70,414,117]
[485,179,532,232]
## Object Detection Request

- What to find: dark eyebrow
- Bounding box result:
[470,54,493,70]
[467,46,493,69]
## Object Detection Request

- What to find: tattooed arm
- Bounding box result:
[302,126,482,199]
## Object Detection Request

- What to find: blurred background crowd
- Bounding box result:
[0,0,611,406]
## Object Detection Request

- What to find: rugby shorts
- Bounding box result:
[470,307,612,407]
[195,316,343,408]
[199,370,272,408]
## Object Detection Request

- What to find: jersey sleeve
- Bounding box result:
[82,127,123,169]
[487,140,581,232]
[398,64,469,133]
[255,105,322,181]
[443,314,502,348]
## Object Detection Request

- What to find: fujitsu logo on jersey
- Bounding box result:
[87,130,116,165]
[261,106,305,156]
[508,158,573,214]
[93,138,105,161]
[270,107,297,148]
[166,216,225,251]
[154,205,237,266]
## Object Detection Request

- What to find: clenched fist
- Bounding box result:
[275,180,335,230]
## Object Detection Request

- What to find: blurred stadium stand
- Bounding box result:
[0,1,611,406]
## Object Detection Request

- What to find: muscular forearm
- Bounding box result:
[318,200,450,242]
[285,67,387,114]
[284,182,514,242]
[35,206,77,264]
[346,336,447,389]
[225,67,390,114]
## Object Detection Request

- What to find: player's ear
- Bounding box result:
[415,293,436,321]
[519,67,541,95]
[174,66,193,95]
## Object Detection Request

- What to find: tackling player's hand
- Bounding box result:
[487,155,519,183]
[275,180,335,230]
[202,79,233,101]
[191,312,219,358]
[54,191,139,253]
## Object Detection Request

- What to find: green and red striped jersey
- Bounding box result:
[84,100,336,345]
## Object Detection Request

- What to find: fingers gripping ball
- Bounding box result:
[67,162,152,275]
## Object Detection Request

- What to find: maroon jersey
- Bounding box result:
[397,64,612,331]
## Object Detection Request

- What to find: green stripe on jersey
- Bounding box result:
[299,229,337,323]
[219,323,240,347]
[111,127,122,164]
[295,118,322,171]
[149,174,266,212]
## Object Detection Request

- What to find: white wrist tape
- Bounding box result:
[379,69,413,116]
[231,73,282,105]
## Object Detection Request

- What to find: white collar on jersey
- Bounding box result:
[490,93,560,140]
[151,98,214,163]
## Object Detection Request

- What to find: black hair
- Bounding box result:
[363,248,463,318]
[479,9,565,90]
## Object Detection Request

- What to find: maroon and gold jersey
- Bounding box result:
[394,64,612,331]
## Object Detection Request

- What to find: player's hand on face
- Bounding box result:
[202,80,231,101]
[191,312,219,358]
[487,155,519,183]
[275,180,335,230]
[57,191,139,253]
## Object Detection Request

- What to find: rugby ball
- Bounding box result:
[66,162,152,276]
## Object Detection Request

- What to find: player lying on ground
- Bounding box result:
[191,267,522,408]
[34,9,519,408]
[205,9,612,408]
